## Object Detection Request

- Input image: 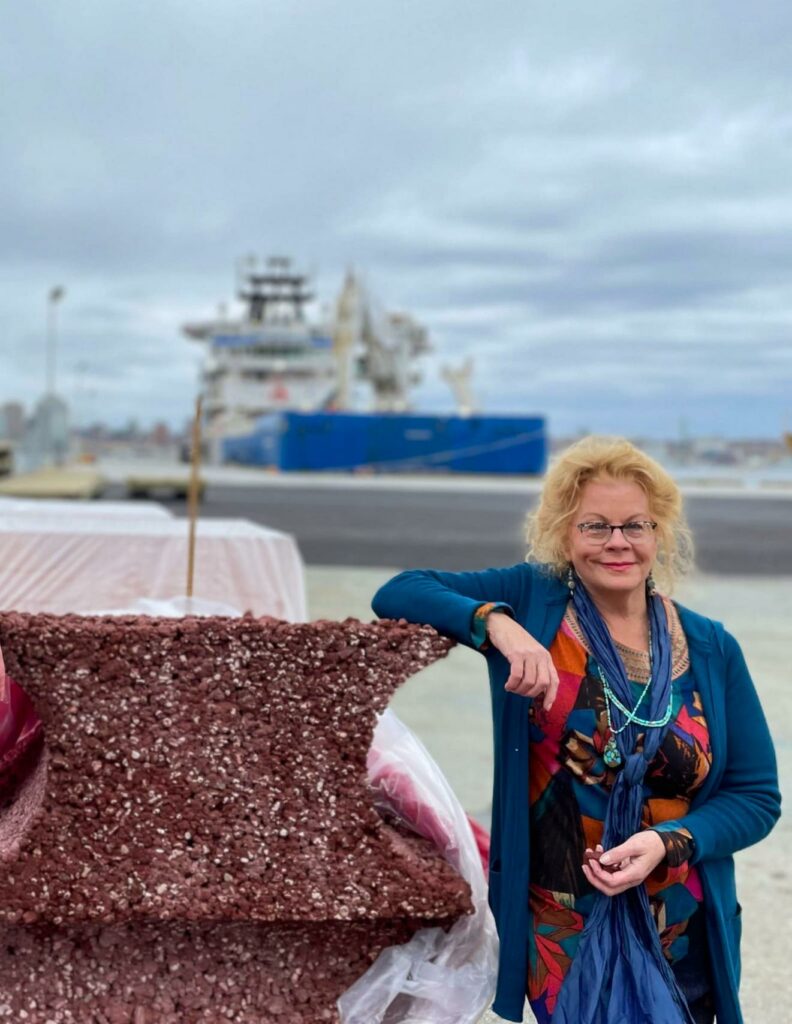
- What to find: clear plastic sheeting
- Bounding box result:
[0,515,306,621]
[338,709,498,1024]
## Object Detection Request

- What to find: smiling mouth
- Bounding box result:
[600,562,636,568]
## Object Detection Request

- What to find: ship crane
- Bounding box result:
[333,271,429,412]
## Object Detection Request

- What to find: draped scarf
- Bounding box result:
[550,579,695,1024]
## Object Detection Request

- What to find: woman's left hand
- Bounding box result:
[581,831,666,896]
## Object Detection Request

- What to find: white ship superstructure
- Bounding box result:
[183,257,429,457]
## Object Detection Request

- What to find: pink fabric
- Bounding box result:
[369,759,491,875]
[467,816,491,875]
[0,644,44,798]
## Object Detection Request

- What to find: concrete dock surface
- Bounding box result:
[306,566,791,1024]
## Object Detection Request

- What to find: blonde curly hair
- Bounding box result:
[525,436,694,592]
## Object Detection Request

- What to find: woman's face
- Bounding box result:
[566,478,657,599]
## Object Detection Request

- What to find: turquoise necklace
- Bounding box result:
[596,617,674,768]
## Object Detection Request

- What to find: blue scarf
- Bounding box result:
[551,578,695,1024]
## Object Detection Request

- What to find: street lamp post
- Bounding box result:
[46,286,65,395]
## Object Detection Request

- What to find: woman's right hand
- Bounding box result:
[486,612,559,709]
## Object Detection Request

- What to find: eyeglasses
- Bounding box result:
[576,520,657,543]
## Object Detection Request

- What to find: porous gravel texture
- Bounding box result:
[0,612,469,1023]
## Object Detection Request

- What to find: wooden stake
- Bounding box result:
[186,395,203,598]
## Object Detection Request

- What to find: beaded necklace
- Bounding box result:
[596,615,674,768]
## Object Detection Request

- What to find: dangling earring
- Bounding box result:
[566,564,576,594]
[646,570,657,596]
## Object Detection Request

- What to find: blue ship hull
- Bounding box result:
[223,411,547,474]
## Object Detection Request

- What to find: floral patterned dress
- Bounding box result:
[525,598,712,1023]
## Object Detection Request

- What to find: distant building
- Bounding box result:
[0,401,25,441]
[149,421,172,446]
[27,394,71,466]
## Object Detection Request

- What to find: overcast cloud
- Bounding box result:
[1,0,791,437]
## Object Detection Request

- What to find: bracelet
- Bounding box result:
[472,602,511,650]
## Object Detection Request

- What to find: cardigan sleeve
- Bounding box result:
[470,601,515,650]
[371,562,536,650]
[670,630,781,864]
[651,825,694,867]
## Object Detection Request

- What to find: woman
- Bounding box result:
[372,436,780,1024]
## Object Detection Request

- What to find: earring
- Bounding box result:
[566,565,576,594]
[646,571,657,596]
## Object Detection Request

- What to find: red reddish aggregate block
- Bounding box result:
[0,612,470,1023]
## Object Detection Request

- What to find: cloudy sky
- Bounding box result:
[2,0,792,438]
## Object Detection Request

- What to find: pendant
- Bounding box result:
[603,736,622,767]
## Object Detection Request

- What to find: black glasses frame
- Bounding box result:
[575,520,658,540]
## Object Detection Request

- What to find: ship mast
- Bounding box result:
[237,256,314,324]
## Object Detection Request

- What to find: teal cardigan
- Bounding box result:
[372,562,781,1024]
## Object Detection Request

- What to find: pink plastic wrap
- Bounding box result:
[338,709,498,1024]
[0,641,47,865]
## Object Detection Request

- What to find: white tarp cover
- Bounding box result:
[0,514,306,621]
[0,497,174,519]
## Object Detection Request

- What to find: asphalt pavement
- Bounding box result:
[103,479,792,574]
